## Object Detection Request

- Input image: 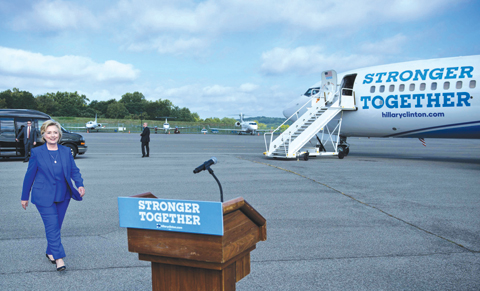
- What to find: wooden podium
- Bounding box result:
[127,193,267,291]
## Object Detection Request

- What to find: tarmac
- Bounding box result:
[1,132,479,291]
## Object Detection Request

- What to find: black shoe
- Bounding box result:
[56,260,66,271]
[46,254,55,264]
[142,155,145,158]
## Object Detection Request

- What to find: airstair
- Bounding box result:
[264,70,356,160]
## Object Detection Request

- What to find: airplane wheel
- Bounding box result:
[344,147,350,156]
[304,152,309,161]
[338,147,345,159]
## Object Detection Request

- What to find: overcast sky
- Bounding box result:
[1,0,479,118]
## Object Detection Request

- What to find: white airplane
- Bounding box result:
[265,55,479,159]
[156,117,188,134]
[212,114,267,135]
[70,114,115,131]
[85,114,105,130]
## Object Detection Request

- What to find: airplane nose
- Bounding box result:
[283,107,293,119]
[283,96,307,121]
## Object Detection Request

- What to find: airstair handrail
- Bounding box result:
[263,86,342,154]
[263,94,317,153]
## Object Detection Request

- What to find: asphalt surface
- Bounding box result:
[1,132,479,290]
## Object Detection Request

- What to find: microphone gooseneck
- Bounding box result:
[193,157,223,202]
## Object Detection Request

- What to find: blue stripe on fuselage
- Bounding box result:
[386,121,480,139]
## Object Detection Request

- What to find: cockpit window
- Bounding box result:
[304,87,320,97]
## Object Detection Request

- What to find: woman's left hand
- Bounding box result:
[78,186,85,197]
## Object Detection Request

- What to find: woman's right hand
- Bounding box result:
[21,200,28,210]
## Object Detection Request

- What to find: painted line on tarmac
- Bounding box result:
[237,156,478,254]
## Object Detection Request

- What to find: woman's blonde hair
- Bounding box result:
[40,120,62,142]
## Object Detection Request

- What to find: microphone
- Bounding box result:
[193,157,217,174]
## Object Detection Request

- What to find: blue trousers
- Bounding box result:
[36,199,70,260]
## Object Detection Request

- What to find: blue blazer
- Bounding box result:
[21,144,84,207]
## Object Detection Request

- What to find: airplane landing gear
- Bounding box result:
[338,136,349,159]
[304,151,309,161]
[338,146,345,159]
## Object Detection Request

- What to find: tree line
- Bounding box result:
[0,88,201,122]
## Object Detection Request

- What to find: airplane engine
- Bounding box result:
[235,121,241,126]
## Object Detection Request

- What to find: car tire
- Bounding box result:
[65,144,77,158]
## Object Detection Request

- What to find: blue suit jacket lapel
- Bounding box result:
[60,147,69,179]
[39,144,55,177]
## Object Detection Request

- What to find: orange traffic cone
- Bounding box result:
[128,130,130,133]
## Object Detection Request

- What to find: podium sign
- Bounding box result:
[118,197,224,236]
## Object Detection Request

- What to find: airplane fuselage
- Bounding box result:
[284,55,480,139]
[241,122,258,133]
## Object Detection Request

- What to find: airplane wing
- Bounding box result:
[64,126,119,130]
[209,128,250,133]
[255,129,273,132]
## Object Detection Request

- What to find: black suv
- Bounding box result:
[0,109,87,159]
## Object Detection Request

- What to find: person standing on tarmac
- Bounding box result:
[140,122,150,158]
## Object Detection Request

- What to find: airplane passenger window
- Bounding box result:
[456,81,462,89]
[420,83,426,91]
[370,86,375,93]
[409,84,415,91]
[470,80,477,88]
[379,85,385,93]
[399,84,405,92]
[444,82,450,90]
[431,82,437,90]
[389,85,394,92]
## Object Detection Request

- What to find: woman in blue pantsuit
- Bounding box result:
[21,120,85,271]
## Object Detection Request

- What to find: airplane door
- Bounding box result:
[339,74,357,108]
[321,70,337,103]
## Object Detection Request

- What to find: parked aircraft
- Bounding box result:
[265,55,479,159]
[212,114,268,135]
[156,117,189,134]
[70,114,116,131]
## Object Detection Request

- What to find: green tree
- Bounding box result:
[35,93,57,115]
[120,92,147,115]
[191,112,201,122]
[0,88,36,109]
[144,100,163,120]
[38,91,89,116]
[280,124,289,132]
[255,120,267,129]
[106,101,129,119]
[0,98,6,108]
[88,99,116,117]
[204,117,221,123]
[156,99,174,118]
[220,117,236,124]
